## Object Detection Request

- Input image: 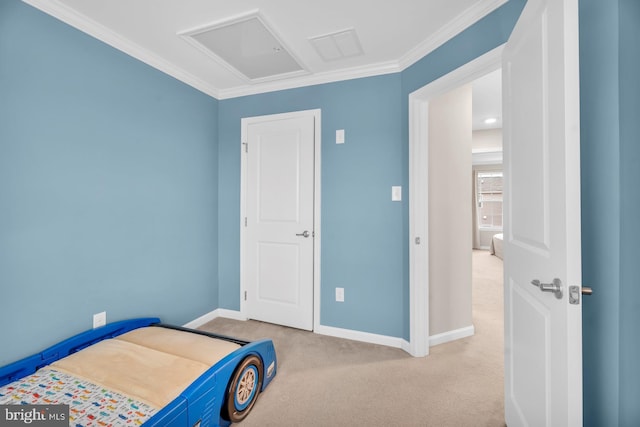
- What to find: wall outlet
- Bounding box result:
[336,287,345,302]
[392,186,402,201]
[93,311,107,329]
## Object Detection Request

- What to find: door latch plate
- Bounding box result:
[569,285,580,305]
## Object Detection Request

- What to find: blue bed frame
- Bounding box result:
[0,318,277,427]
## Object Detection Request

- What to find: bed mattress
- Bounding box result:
[0,326,241,426]
[490,233,504,260]
[0,367,157,426]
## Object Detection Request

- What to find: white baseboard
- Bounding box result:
[182,310,218,329]
[185,311,472,355]
[215,309,247,321]
[314,324,406,349]
[182,308,246,329]
[429,325,475,347]
[186,310,408,350]
[401,339,419,356]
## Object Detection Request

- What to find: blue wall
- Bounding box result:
[0,1,220,365]
[579,1,620,423]
[401,0,526,96]
[618,1,640,423]
[217,75,406,338]
[217,1,525,340]
[4,0,637,423]
[581,0,640,425]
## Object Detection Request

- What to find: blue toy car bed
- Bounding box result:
[0,317,277,426]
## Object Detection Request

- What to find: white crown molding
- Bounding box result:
[398,0,508,70]
[217,60,400,99]
[215,0,507,99]
[22,0,222,99]
[23,0,506,100]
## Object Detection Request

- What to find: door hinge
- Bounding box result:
[415,237,421,245]
[242,142,248,153]
[244,217,247,227]
[244,291,247,301]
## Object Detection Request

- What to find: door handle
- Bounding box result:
[296,230,310,238]
[531,278,563,299]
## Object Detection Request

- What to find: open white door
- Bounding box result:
[503,0,582,425]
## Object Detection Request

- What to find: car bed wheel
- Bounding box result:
[224,355,263,423]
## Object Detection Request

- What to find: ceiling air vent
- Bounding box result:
[309,28,364,62]
[180,11,305,81]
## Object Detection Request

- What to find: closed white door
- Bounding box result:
[503,0,582,425]
[241,111,317,331]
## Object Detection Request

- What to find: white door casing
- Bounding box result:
[240,110,320,332]
[408,46,503,357]
[503,0,582,425]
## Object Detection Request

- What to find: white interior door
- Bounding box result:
[503,0,582,425]
[242,111,316,331]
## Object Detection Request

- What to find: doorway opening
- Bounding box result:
[470,67,504,359]
[408,45,503,357]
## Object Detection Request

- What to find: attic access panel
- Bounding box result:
[181,13,305,81]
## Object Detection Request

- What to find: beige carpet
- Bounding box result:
[199,250,504,426]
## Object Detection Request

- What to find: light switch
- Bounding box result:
[392,186,402,201]
[336,129,345,144]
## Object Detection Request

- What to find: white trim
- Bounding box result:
[400,339,414,355]
[312,114,323,333]
[429,325,475,347]
[22,0,222,99]
[409,46,504,101]
[213,309,247,322]
[239,109,322,332]
[398,0,508,70]
[408,45,503,357]
[182,308,246,329]
[478,227,503,232]
[182,309,219,328]
[187,310,472,352]
[220,0,505,99]
[217,61,400,100]
[188,310,413,351]
[472,150,503,165]
[314,325,408,350]
[408,98,430,358]
[23,0,506,100]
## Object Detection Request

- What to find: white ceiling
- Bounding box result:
[472,68,502,131]
[24,0,506,101]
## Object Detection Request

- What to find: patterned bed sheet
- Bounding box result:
[0,368,156,426]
